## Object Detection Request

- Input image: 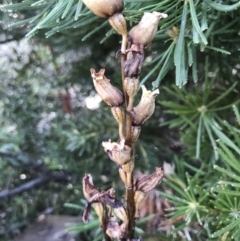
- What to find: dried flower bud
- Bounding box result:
[134,190,146,204]
[124,77,139,98]
[132,85,159,126]
[131,126,141,144]
[122,160,134,189]
[119,167,127,185]
[124,77,139,109]
[111,106,125,139]
[82,0,124,19]
[102,139,131,165]
[129,12,168,47]
[90,68,124,107]
[106,221,127,239]
[135,167,164,193]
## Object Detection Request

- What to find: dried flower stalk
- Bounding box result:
[81,2,167,240]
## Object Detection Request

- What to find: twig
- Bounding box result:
[0,172,71,199]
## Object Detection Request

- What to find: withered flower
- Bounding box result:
[135,167,164,194]
[134,168,164,217]
[132,85,159,126]
[90,68,124,107]
[82,0,124,18]
[129,12,168,47]
[124,41,144,78]
[102,139,131,165]
[82,174,104,226]
[82,174,104,224]
[82,174,100,199]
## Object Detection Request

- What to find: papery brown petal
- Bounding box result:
[90,68,124,107]
[135,167,164,193]
[132,85,159,126]
[82,0,124,18]
[82,174,101,199]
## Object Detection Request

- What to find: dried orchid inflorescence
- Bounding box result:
[132,85,159,126]
[90,68,124,107]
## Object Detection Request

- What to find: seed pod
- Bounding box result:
[82,0,124,19]
[109,13,128,53]
[132,85,159,126]
[102,139,131,165]
[124,77,139,99]
[111,106,125,139]
[129,12,168,47]
[122,160,134,189]
[119,167,127,185]
[111,106,124,125]
[131,126,141,144]
[134,167,164,193]
[90,68,124,107]
[134,190,146,204]
[124,77,139,109]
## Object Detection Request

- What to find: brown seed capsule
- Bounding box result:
[129,12,168,47]
[124,77,139,109]
[109,13,128,54]
[134,167,164,193]
[131,126,141,144]
[90,68,124,107]
[111,106,125,139]
[102,139,131,165]
[122,160,134,189]
[82,0,124,19]
[132,85,159,126]
[119,167,127,185]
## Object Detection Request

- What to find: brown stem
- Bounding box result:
[103,206,112,241]
[120,53,135,239]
